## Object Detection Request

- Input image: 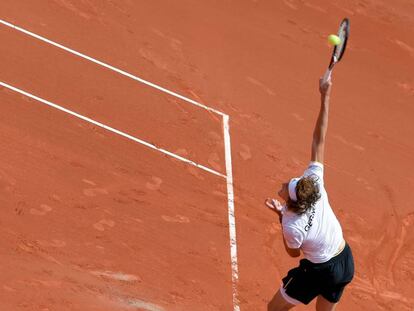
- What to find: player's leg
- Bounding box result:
[316,295,337,311]
[267,289,295,311]
[317,243,354,311]
[273,262,319,310]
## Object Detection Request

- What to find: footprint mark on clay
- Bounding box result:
[139,48,168,70]
[14,201,26,215]
[280,32,294,42]
[356,177,374,191]
[238,144,252,161]
[393,39,414,55]
[387,213,414,284]
[50,194,62,202]
[208,131,221,140]
[266,222,281,235]
[187,166,205,181]
[246,76,276,96]
[287,19,298,26]
[90,270,141,282]
[303,2,327,13]
[151,28,166,38]
[291,113,304,121]
[37,239,66,248]
[82,179,97,186]
[402,213,414,227]
[169,38,183,53]
[2,285,16,292]
[162,215,190,223]
[83,188,108,197]
[53,0,100,20]
[151,28,183,53]
[93,219,115,231]
[212,190,226,198]
[169,290,186,302]
[69,161,84,168]
[146,176,163,191]
[208,153,222,171]
[173,149,189,157]
[396,82,414,94]
[283,0,300,10]
[30,204,53,216]
[333,135,365,152]
[367,131,384,140]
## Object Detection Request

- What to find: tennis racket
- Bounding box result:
[322,18,350,84]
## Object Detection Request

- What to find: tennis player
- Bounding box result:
[265,77,354,311]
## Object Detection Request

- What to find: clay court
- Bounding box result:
[0,1,413,310]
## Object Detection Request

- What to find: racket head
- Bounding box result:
[329,18,350,68]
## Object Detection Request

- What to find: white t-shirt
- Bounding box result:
[282,161,344,263]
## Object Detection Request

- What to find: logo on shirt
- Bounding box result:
[304,207,316,232]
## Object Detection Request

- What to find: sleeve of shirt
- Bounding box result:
[303,161,324,186]
[283,224,305,249]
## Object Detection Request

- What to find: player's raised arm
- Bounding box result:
[311,78,332,164]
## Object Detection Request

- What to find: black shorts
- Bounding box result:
[282,243,354,305]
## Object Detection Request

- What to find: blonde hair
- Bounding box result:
[287,175,321,214]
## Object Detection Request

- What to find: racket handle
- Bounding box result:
[322,68,332,84]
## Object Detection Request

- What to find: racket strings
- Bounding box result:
[334,21,349,60]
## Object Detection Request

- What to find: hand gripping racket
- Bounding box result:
[322,18,350,83]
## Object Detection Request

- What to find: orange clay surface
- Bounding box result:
[1,1,413,310]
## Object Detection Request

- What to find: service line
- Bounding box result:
[0,81,226,179]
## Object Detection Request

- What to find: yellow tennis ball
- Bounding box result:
[328,34,341,46]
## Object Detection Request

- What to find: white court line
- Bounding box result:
[0,18,241,311]
[223,115,240,311]
[0,81,226,179]
[0,19,225,117]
